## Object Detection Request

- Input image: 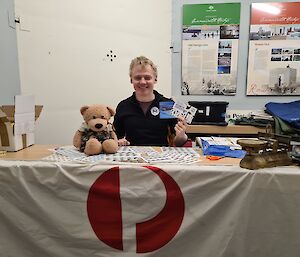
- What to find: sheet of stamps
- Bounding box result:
[44,145,200,165]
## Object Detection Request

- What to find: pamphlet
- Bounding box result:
[159,101,197,124]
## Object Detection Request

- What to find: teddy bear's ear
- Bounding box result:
[107,106,116,116]
[80,105,89,115]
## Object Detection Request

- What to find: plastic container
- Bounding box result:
[188,101,228,125]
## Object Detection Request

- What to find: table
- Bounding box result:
[1,146,300,257]
[0,144,58,160]
[0,144,241,165]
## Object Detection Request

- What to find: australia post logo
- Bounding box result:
[87,166,185,253]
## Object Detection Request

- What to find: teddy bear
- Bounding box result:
[73,104,118,155]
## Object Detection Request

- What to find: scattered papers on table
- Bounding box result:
[141,150,200,164]
[161,147,199,156]
[80,151,140,163]
[44,145,201,164]
[45,146,140,163]
[128,146,157,154]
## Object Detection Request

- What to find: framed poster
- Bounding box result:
[181,3,240,95]
[247,2,300,95]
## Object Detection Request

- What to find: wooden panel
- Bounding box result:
[187,125,266,135]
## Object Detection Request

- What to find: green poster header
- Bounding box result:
[183,3,240,26]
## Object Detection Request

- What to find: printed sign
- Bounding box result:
[182,3,241,96]
[247,2,300,95]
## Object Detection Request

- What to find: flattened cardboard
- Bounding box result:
[0,105,43,121]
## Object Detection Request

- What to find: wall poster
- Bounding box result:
[247,2,300,95]
[181,3,240,96]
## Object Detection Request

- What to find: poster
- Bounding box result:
[247,2,300,95]
[181,3,240,95]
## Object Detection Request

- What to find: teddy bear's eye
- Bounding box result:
[100,115,105,119]
[92,116,96,119]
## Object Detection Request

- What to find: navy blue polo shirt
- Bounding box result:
[113,90,177,146]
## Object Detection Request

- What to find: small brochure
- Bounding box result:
[159,101,197,124]
[159,101,175,119]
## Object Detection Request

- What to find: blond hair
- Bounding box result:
[129,56,158,78]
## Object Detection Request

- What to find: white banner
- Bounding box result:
[1,161,300,257]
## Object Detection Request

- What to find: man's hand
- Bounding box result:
[118,137,130,146]
[175,116,187,137]
[174,116,188,146]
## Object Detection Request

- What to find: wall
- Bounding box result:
[172,0,300,110]
[0,0,21,104]
[14,0,172,144]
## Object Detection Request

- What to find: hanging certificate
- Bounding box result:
[247,2,300,95]
[182,3,240,95]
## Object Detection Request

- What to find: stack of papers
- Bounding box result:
[250,110,274,121]
[196,137,242,150]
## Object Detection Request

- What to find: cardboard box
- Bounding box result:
[0,95,43,151]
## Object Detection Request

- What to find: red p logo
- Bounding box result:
[87,166,185,253]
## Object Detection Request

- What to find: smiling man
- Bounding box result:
[113,56,188,147]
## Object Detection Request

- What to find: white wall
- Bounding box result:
[14,0,171,144]
[0,0,21,104]
[172,0,300,110]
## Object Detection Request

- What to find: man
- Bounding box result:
[113,56,188,146]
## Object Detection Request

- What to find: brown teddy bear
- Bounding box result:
[73,104,118,155]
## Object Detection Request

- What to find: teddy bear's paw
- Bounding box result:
[73,131,82,149]
[84,138,102,155]
[102,139,118,154]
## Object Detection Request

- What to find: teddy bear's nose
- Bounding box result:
[95,123,103,129]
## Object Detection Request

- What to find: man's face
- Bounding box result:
[131,64,157,98]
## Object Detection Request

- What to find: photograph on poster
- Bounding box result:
[220,25,239,39]
[218,58,231,66]
[294,55,300,61]
[218,51,231,58]
[247,2,300,95]
[182,3,240,95]
[182,25,220,40]
[250,24,300,40]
